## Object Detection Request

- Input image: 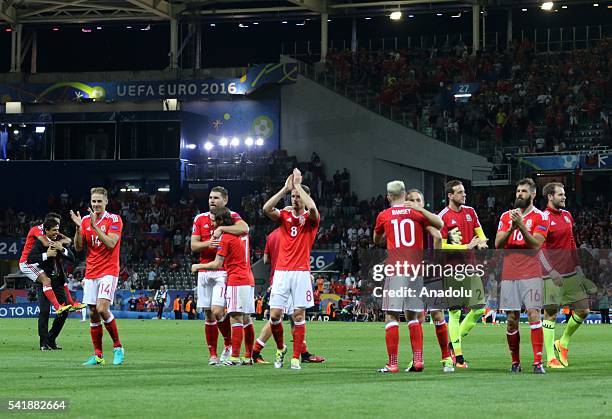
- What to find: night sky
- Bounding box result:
[0,4,609,73]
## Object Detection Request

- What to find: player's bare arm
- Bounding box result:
[36,234,52,247]
[292,169,319,221]
[372,230,385,246]
[405,200,443,229]
[263,174,293,221]
[263,252,270,264]
[89,208,120,249]
[495,229,513,249]
[212,219,249,239]
[57,233,72,246]
[426,226,443,249]
[70,210,84,251]
[191,254,225,272]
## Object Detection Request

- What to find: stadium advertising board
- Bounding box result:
[310,250,337,270]
[0,237,23,260]
[519,153,610,171]
[0,303,46,318]
[0,63,297,103]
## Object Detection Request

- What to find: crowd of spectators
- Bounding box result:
[1,147,610,315]
[325,38,612,155]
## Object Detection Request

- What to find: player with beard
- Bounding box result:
[540,182,593,368]
[191,186,250,365]
[191,207,254,366]
[495,178,549,374]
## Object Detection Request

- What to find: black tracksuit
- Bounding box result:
[27,240,76,347]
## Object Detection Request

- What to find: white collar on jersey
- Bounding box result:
[520,206,535,217]
[93,211,108,226]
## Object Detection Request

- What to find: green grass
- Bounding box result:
[0,319,611,418]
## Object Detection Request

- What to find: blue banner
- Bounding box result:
[0,63,297,103]
[310,250,338,271]
[0,303,46,318]
[0,237,23,260]
[451,83,481,100]
[519,153,611,171]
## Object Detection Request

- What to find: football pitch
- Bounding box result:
[1,319,610,418]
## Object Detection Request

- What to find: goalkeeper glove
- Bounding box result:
[448,227,463,245]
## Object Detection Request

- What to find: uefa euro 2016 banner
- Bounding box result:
[0,63,297,104]
[519,153,610,171]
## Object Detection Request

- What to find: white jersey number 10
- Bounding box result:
[390,218,415,248]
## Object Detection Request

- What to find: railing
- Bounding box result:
[184,158,266,182]
[282,24,612,58]
[513,146,609,157]
[472,164,511,187]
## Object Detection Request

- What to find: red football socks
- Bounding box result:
[205,321,219,357]
[507,329,521,364]
[103,314,122,348]
[90,322,103,357]
[231,323,243,358]
[434,320,451,359]
[243,322,255,358]
[62,284,76,306]
[270,320,284,350]
[530,322,544,364]
[292,321,306,359]
[408,320,423,364]
[43,286,61,310]
[218,316,232,347]
[253,338,265,353]
[385,321,399,367]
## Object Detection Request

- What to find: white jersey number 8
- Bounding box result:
[290,226,298,237]
[390,218,415,248]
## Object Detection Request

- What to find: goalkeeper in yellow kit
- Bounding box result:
[438,181,488,368]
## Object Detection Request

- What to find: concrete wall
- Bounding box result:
[281,75,491,199]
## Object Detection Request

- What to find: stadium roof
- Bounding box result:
[0,0,604,24]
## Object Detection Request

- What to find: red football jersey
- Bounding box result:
[217,234,254,286]
[20,224,44,263]
[264,228,280,284]
[192,210,242,268]
[81,212,123,279]
[439,205,481,243]
[542,207,579,276]
[374,205,430,250]
[374,205,430,268]
[439,205,481,265]
[497,207,549,280]
[275,209,319,271]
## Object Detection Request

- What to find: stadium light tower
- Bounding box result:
[204,141,214,151]
[255,138,264,146]
[219,137,228,147]
[245,137,254,146]
[230,137,240,146]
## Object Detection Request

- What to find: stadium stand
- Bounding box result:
[313,38,612,157]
